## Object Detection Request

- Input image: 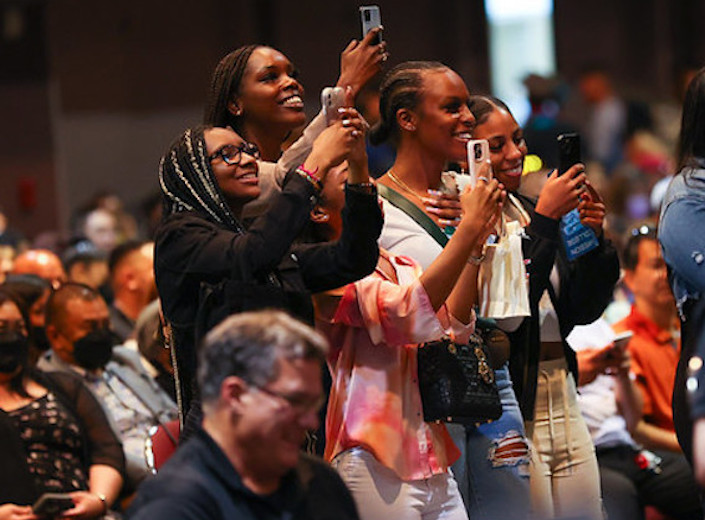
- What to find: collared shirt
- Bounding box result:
[316,251,473,481]
[614,306,680,432]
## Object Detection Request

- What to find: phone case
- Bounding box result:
[321,87,346,126]
[33,493,75,516]
[359,5,382,44]
[557,133,581,175]
[466,139,491,188]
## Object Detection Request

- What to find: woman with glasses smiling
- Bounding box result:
[154,114,383,432]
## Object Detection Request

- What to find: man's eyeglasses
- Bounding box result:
[254,386,324,416]
[208,142,261,166]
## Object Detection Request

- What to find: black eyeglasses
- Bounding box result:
[208,141,261,165]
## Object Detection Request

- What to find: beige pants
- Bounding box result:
[526,359,603,520]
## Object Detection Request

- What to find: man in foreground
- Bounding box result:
[127,310,359,520]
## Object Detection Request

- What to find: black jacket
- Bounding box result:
[508,193,620,420]
[155,170,382,408]
[127,428,360,520]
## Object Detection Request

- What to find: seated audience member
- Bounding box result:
[614,225,682,451]
[0,245,16,283]
[0,288,124,518]
[63,242,110,290]
[574,320,702,520]
[38,283,176,489]
[128,310,360,520]
[108,241,157,342]
[3,274,52,364]
[133,299,176,402]
[11,249,67,288]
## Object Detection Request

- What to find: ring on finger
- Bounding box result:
[478,176,490,183]
[351,130,361,138]
[342,119,351,127]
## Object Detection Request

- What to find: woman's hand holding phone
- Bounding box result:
[337,27,387,98]
[304,106,366,183]
[578,180,606,233]
[459,173,505,246]
[535,163,586,220]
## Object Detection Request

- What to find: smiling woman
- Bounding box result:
[204,33,387,220]
[154,120,383,426]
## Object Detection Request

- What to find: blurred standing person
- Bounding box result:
[578,68,627,173]
[658,67,705,468]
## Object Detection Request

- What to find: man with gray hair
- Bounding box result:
[128,310,360,520]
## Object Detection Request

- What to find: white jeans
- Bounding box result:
[332,448,468,520]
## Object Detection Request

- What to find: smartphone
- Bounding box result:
[359,5,383,45]
[321,86,346,126]
[33,493,75,516]
[613,330,634,350]
[557,133,581,176]
[464,139,491,190]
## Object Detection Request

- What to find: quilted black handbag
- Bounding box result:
[417,333,502,425]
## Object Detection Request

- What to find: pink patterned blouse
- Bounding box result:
[316,250,475,481]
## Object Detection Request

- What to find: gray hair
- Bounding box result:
[198,310,328,407]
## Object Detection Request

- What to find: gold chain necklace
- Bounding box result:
[387,170,427,201]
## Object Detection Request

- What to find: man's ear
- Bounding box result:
[227,100,243,117]
[310,206,330,224]
[396,108,417,132]
[220,375,249,413]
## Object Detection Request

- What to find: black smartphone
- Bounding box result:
[33,493,75,517]
[557,133,581,176]
[359,5,382,45]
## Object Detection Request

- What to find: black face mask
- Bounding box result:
[0,331,29,373]
[73,329,115,371]
[30,326,51,352]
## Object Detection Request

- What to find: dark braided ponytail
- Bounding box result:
[204,45,260,132]
[369,61,447,146]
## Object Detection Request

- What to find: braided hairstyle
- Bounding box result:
[158,125,244,233]
[369,61,448,146]
[203,45,260,133]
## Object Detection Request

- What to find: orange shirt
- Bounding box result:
[613,306,680,432]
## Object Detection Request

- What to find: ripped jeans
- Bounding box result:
[449,364,531,520]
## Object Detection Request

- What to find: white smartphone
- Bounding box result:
[359,5,383,45]
[321,86,346,126]
[466,139,491,188]
[612,330,634,350]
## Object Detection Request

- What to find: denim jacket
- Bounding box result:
[659,162,705,316]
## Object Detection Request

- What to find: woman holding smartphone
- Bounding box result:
[203,30,387,220]
[0,288,124,519]
[309,83,503,520]
[369,61,526,519]
[469,95,619,519]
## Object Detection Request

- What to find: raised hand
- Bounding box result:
[578,180,606,233]
[535,164,587,220]
[337,28,388,98]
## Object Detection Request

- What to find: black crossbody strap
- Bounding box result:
[378,183,449,248]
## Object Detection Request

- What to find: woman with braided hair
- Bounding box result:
[154,112,383,433]
[203,30,387,219]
